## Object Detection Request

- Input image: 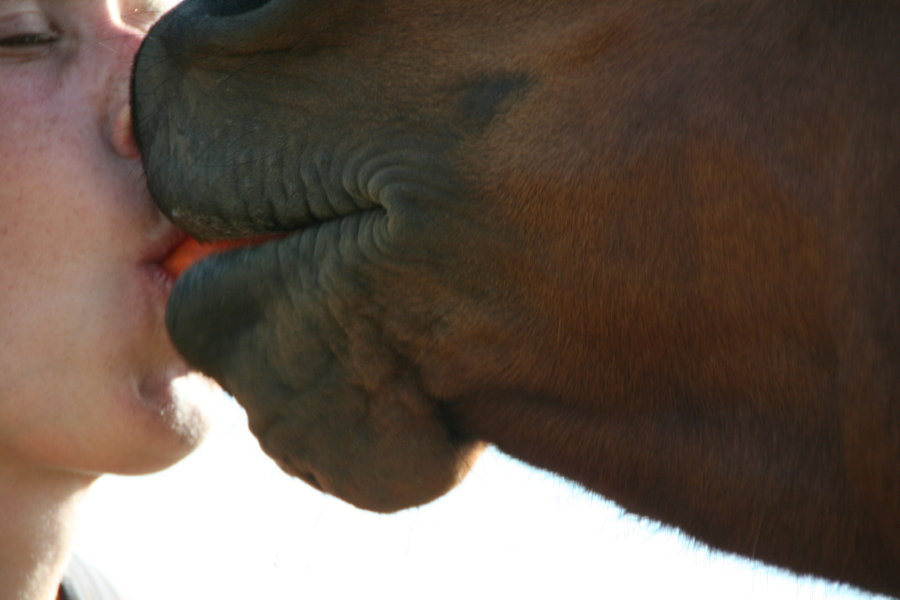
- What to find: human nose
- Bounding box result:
[102,29,144,159]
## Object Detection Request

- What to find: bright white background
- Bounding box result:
[74,376,887,600]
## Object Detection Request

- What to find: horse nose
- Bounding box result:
[140,0,311,63]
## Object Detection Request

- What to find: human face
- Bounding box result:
[0,0,210,475]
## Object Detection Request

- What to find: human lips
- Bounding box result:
[141,226,190,294]
[140,226,284,297]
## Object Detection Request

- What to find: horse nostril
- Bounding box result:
[145,0,309,59]
[202,0,272,18]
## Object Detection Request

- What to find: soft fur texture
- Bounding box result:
[132,0,898,595]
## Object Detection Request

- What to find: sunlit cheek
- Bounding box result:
[107,0,128,27]
[112,0,182,31]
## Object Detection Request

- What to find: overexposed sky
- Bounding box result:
[74,376,885,600]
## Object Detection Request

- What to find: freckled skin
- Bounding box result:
[133,0,899,595]
[0,0,208,480]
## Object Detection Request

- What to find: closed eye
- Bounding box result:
[0,31,59,46]
[0,10,59,49]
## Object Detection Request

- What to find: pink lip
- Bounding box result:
[140,226,190,297]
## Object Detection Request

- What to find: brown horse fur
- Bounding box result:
[132,0,899,595]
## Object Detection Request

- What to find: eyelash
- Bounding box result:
[0,32,59,47]
[0,6,162,51]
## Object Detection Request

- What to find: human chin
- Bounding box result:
[109,363,213,475]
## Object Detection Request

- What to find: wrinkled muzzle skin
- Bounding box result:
[133,0,562,512]
[133,0,900,594]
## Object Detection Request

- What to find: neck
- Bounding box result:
[0,462,96,600]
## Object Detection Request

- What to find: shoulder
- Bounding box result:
[61,555,127,600]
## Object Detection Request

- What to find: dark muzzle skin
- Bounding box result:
[131,0,508,513]
[133,0,899,595]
